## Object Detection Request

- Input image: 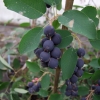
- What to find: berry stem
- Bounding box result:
[86,90,94,100]
[53,0,74,93]
[28,94,32,100]
[72,33,82,48]
[38,72,51,82]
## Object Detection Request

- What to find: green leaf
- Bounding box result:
[38,89,48,97]
[93,94,100,100]
[89,59,100,68]
[56,2,62,10]
[11,93,20,100]
[82,72,93,79]
[0,70,3,81]
[97,8,100,16]
[0,82,9,90]
[43,0,61,5]
[91,70,100,81]
[61,48,77,80]
[0,93,6,99]
[89,30,100,50]
[13,58,21,69]
[0,47,6,55]
[0,93,9,100]
[4,0,46,19]
[58,10,96,39]
[0,56,13,70]
[49,94,63,100]
[26,61,40,75]
[14,88,28,94]
[81,6,99,26]
[40,74,50,90]
[60,84,66,94]
[6,43,13,49]
[26,50,35,59]
[82,6,97,18]
[19,27,43,54]
[20,22,30,27]
[11,77,23,90]
[52,20,60,29]
[89,39,100,50]
[93,18,99,27]
[78,85,89,96]
[56,30,73,49]
[98,58,100,66]
[0,61,7,70]
[97,30,100,39]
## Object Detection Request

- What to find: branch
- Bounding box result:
[62,0,74,30]
[53,0,74,93]
[53,67,61,93]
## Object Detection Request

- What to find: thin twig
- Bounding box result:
[86,90,94,100]
[87,0,91,5]
[72,33,82,48]
[91,0,97,7]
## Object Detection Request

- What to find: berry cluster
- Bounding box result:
[92,80,100,95]
[34,25,62,69]
[65,80,78,97]
[27,82,41,94]
[65,48,85,97]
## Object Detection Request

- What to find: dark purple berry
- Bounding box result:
[65,90,71,96]
[71,91,78,96]
[34,48,43,58]
[27,82,34,88]
[40,61,48,67]
[76,58,84,68]
[98,80,100,86]
[66,84,72,90]
[76,69,83,77]
[72,84,78,91]
[95,90,100,95]
[36,82,41,88]
[28,88,34,94]
[48,58,58,69]
[31,83,41,93]
[95,86,100,93]
[40,51,50,62]
[51,47,61,59]
[74,67,78,73]
[77,48,85,57]
[46,3,51,8]
[70,75,78,83]
[52,33,61,45]
[43,40,54,52]
[44,25,55,37]
[40,37,48,46]
[65,80,70,85]
[31,85,38,92]
[81,97,86,100]
[91,85,95,90]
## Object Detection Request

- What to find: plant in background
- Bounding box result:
[0,0,100,100]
